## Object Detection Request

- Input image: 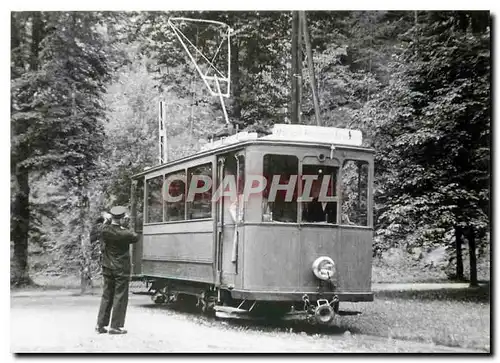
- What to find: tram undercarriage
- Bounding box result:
[145,278,360,325]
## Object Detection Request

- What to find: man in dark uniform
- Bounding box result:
[96,206,138,335]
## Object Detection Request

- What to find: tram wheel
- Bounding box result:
[152,293,166,304]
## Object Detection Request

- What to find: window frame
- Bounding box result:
[219,150,246,225]
[164,169,187,222]
[145,174,164,224]
[143,160,216,225]
[340,159,370,227]
[299,163,340,225]
[133,178,145,233]
[186,162,214,220]
[262,153,300,223]
[298,156,341,225]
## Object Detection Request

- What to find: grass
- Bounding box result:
[11,273,103,291]
[335,287,490,351]
[372,262,449,283]
[219,286,490,352]
[372,248,490,284]
[21,273,149,294]
[375,284,490,302]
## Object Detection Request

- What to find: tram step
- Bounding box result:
[214,306,249,314]
[214,305,263,320]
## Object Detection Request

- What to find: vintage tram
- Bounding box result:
[129,124,374,324]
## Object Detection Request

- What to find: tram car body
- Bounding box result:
[130,124,374,323]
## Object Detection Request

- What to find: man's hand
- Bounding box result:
[120,215,130,229]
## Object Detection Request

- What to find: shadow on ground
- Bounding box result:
[139,300,361,337]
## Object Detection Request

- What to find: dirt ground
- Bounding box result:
[10,290,486,353]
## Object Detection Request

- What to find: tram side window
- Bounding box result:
[134,179,144,232]
[164,171,186,222]
[263,154,298,223]
[301,165,338,224]
[187,163,213,220]
[341,160,369,226]
[146,175,163,223]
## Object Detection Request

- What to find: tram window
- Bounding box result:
[146,175,163,223]
[341,160,369,226]
[164,170,186,222]
[301,165,338,224]
[187,163,213,220]
[263,154,298,223]
[134,179,144,232]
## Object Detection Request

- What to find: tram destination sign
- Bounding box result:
[264,124,363,146]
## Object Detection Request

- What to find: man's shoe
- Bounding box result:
[108,327,127,335]
[95,326,108,334]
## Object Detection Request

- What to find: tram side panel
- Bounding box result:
[141,221,216,284]
[336,227,372,293]
[242,224,301,292]
[131,234,143,277]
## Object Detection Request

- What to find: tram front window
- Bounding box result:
[341,160,369,226]
[301,165,338,224]
[262,154,298,223]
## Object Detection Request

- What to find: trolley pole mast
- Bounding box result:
[291,11,300,124]
[158,101,168,164]
[300,11,321,126]
[290,11,322,126]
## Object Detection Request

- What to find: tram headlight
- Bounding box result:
[312,256,336,281]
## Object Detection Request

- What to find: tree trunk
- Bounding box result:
[11,12,21,55]
[30,12,43,71]
[468,227,478,287]
[79,228,93,293]
[10,12,44,288]
[11,13,24,77]
[73,81,92,293]
[78,179,93,294]
[454,225,464,281]
[11,167,32,287]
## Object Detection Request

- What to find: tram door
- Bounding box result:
[216,152,244,288]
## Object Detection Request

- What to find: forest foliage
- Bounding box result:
[10,11,490,286]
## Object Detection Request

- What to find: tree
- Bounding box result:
[11,12,111,287]
[368,11,490,282]
[137,11,291,131]
[11,11,46,286]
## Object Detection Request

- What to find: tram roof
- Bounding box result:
[132,137,375,179]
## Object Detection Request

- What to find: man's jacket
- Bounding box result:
[101,224,138,274]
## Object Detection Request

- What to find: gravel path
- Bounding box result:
[10,291,484,353]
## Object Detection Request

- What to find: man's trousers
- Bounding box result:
[97,267,130,329]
